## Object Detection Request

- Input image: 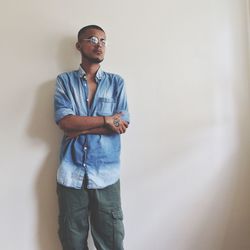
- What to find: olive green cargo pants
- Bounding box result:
[57,180,124,250]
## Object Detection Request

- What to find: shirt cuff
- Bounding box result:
[55,108,75,124]
[120,111,130,124]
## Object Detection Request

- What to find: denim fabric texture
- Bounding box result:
[54,66,130,189]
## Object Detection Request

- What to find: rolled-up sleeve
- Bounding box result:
[54,76,75,124]
[116,77,130,123]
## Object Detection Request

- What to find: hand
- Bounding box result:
[104,113,128,134]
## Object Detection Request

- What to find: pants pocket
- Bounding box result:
[91,208,124,250]
[111,209,125,250]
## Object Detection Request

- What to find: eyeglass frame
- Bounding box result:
[81,36,107,47]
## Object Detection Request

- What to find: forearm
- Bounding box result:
[59,115,105,132]
[81,127,113,135]
[65,127,113,138]
[61,113,128,138]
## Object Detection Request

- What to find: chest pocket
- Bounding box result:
[96,97,116,116]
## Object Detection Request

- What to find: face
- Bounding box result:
[76,29,106,64]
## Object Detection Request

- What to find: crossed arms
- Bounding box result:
[59,113,129,139]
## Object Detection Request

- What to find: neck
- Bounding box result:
[80,60,100,79]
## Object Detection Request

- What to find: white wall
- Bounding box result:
[1,0,250,249]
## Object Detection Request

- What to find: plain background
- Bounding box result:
[1,0,250,249]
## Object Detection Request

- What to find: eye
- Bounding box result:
[100,39,107,46]
[90,36,99,44]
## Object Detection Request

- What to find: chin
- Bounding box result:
[92,57,104,64]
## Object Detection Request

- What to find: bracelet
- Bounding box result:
[103,116,106,126]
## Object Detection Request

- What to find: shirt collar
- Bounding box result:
[78,65,103,81]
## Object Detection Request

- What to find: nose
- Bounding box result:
[96,41,103,48]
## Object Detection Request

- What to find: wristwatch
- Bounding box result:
[113,118,120,127]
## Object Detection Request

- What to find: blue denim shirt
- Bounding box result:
[54,66,130,189]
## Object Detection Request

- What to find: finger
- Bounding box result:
[122,121,128,128]
[120,124,126,134]
[119,121,128,129]
[122,123,127,131]
[118,125,123,134]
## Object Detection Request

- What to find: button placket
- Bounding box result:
[82,74,90,115]
[82,74,89,171]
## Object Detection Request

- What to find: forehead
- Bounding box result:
[80,29,106,39]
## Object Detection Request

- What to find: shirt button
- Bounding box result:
[84,146,87,151]
[84,83,87,87]
[83,75,87,80]
[86,98,89,102]
[83,163,86,167]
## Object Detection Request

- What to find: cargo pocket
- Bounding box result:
[112,209,125,250]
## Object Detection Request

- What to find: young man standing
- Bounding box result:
[54,25,129,250]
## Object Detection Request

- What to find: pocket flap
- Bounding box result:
[112,210,123,220]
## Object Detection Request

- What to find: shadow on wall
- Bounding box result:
[57,36,80,72]
[27,36,96,250]
[28,80,62,250]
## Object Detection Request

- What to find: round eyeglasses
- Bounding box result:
[82,36,107,47]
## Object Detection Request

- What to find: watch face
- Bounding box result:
[113,119,120,127]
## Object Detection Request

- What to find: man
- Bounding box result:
[54,25,129,250]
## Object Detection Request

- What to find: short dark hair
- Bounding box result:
[77,25,105,40]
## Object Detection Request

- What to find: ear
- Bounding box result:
[76,42,81,51]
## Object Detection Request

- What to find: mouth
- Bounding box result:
[94,50,103,55]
